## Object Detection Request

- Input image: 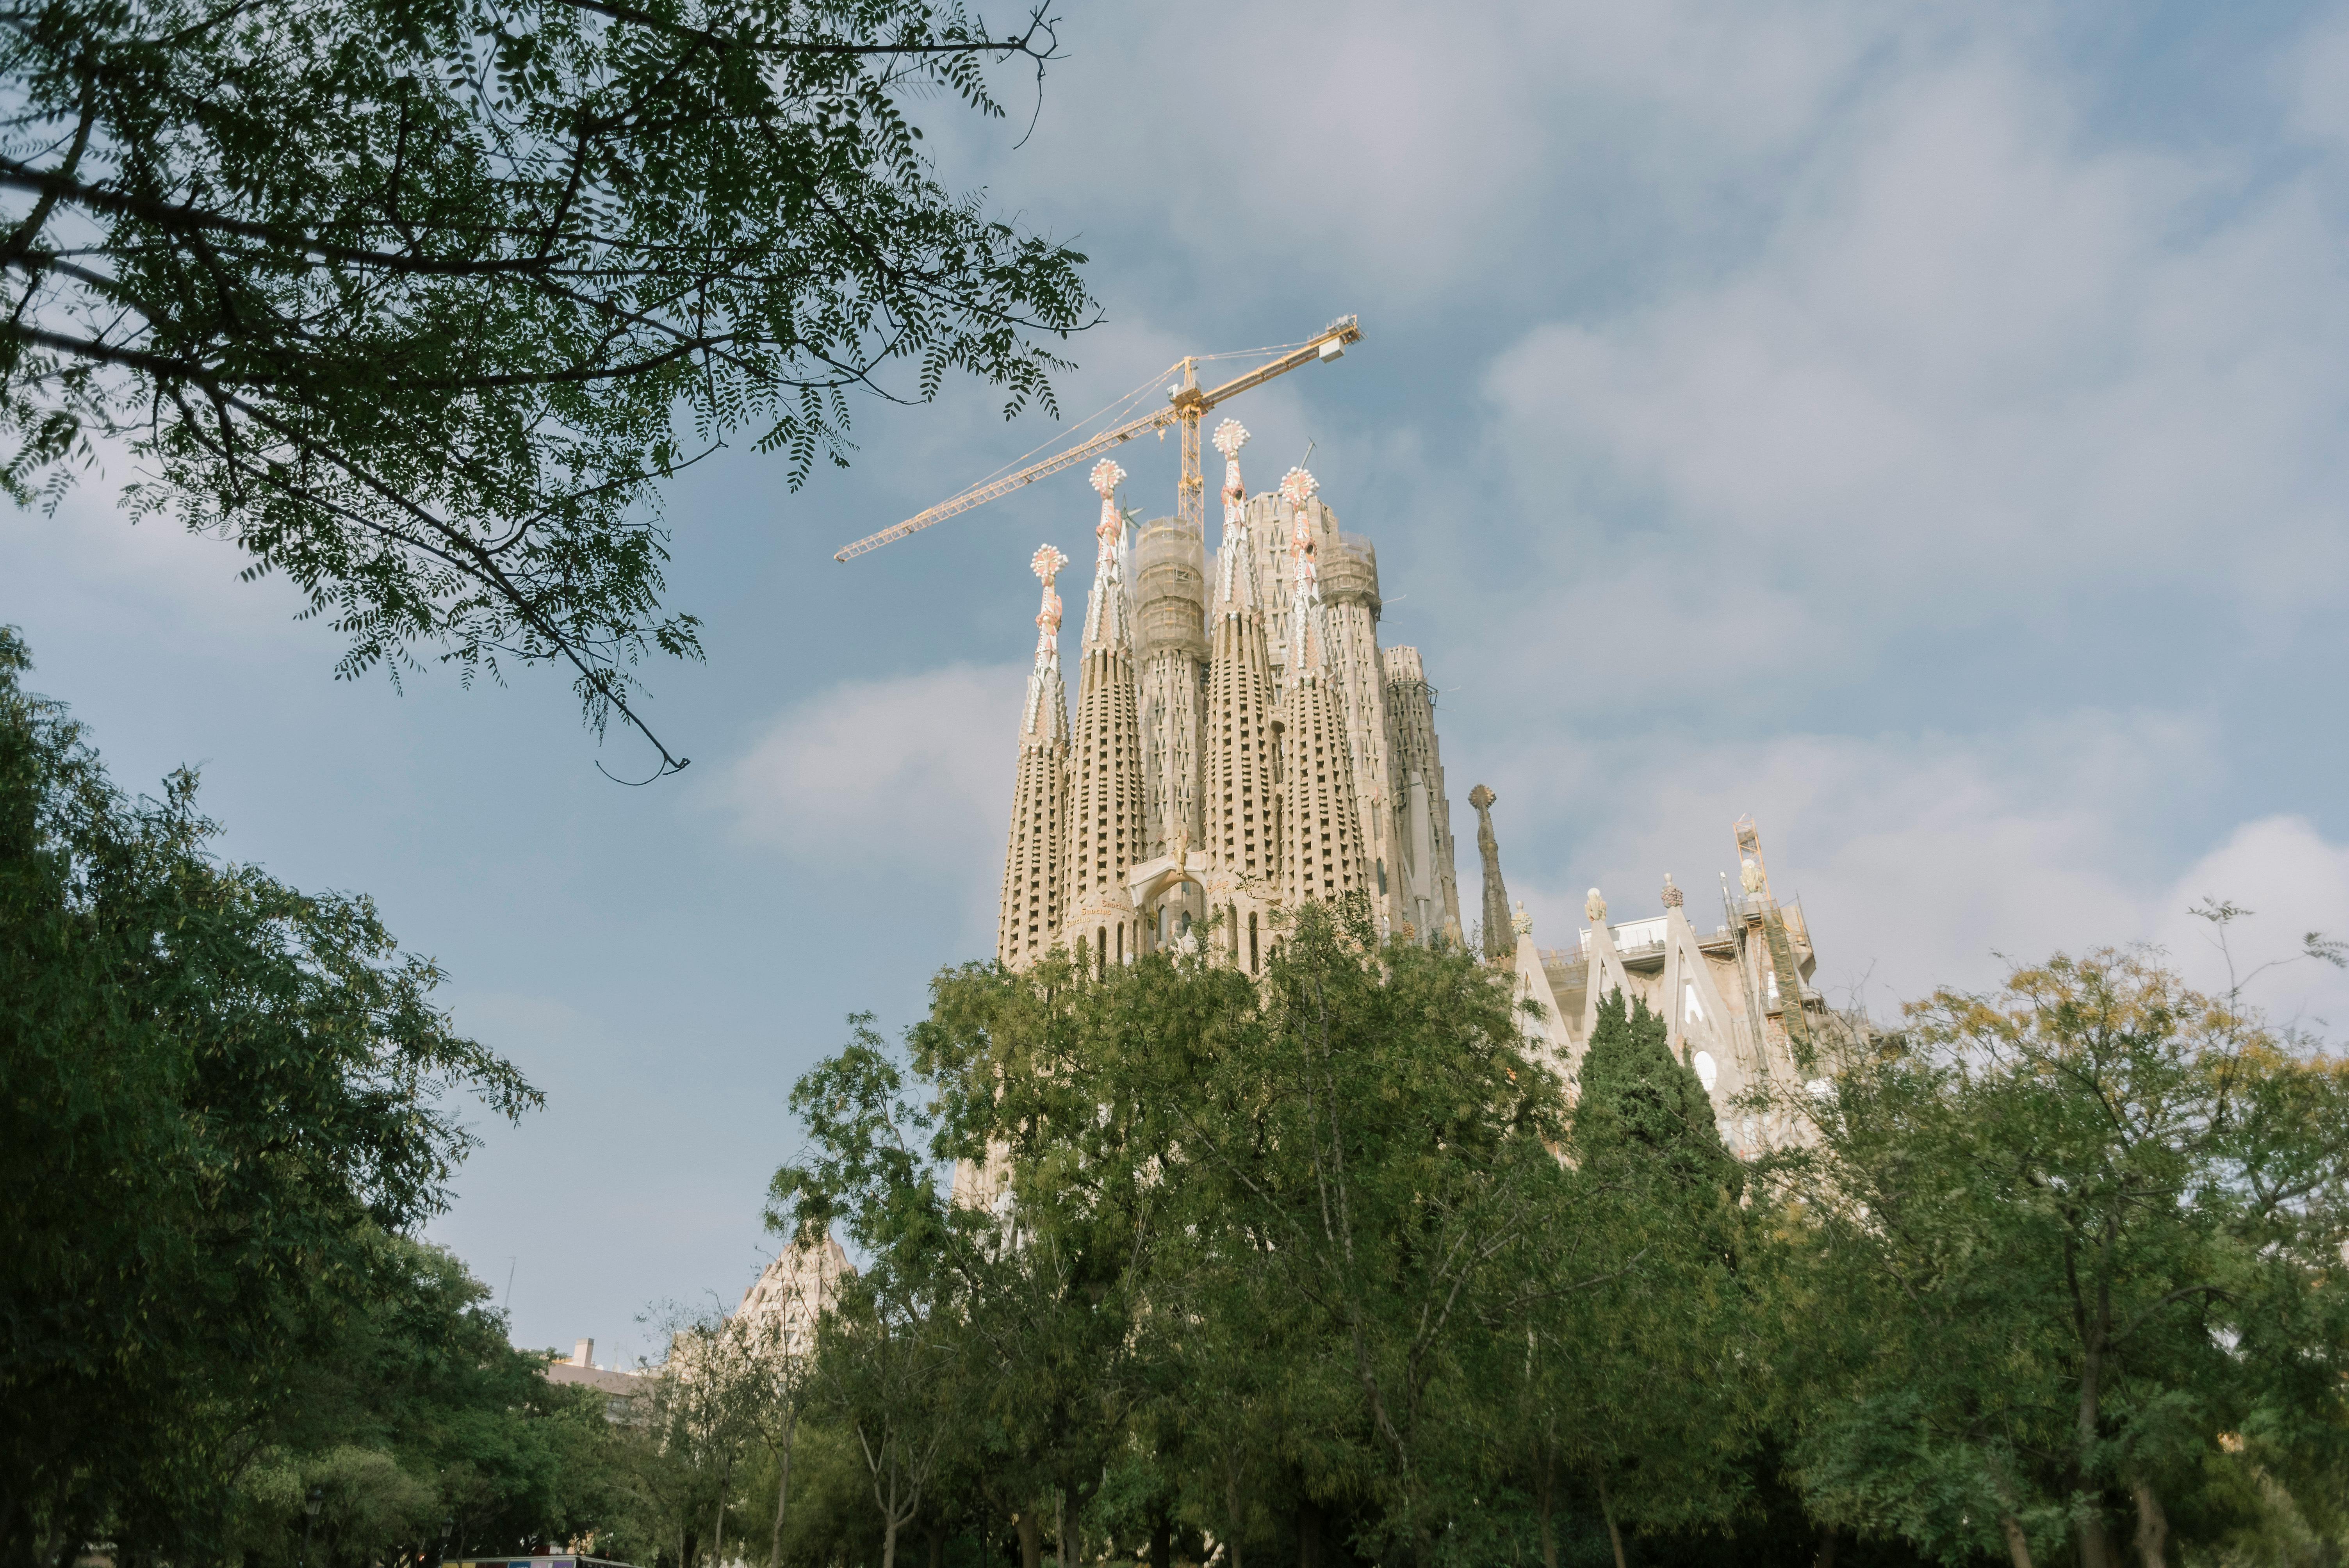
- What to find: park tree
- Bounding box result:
[229,1236,622,1568]
[1498,989,1762,1568]
[769,1016,968,1568]
[910,947,1219,1568]
[0,625,540,1567]
[1158,900,1570,1566]
[1772,939,2349,1568]
[0,0,1096,768]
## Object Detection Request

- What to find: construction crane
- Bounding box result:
[833,314,1364,562]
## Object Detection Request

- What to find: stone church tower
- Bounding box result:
[996,545,1070,968]
[1064,459,1148,976]
[992,447,1463,974]
[1200,421,1280,970]
[1273,466,1370,913]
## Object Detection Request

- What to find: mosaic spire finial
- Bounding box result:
[1030,543,1068,657]
[1089,457,1126,564]
[1280,466,1319,563]
[1280,466,1322,673]
[1082,459,1128,646]
[1214,419,1250,511]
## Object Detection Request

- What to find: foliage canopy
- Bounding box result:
[0,0,1096,766]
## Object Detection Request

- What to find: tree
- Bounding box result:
[734,1274,821,1568]
[769,1016,964,1568]
[1162,900,1570,1565]
[0,0,1095,766]
[911,948,1206,1568]
[1480,988,1764,1568]
[1772,943,2349,1568]
[0,625,540,1567]
[231,1236,622,1568]
[1533,990,1761,1568]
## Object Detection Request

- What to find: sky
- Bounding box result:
[12,0,2349,1367]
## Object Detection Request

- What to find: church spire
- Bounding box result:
[1275,466,1369,913]
[1201,420,1280,970]
[1065,460,1147,975]
[997,544,1070,970]
[1081,457,1128,649]
[1021,543,1069,743]
[1470,784,1511,960]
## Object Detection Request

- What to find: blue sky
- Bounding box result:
[12,0,2349,1364]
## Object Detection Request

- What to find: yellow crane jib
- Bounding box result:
[834,315,1363,563]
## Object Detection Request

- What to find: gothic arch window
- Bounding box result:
[1249,911,1260,975]
[1097,926,1109,980]
[1076,935,1088,974]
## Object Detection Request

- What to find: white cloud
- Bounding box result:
[1480,43,2349,674]
[715,662,1027,877]
[2149,816,2349,1033]
[1494,707,2203,1011]
[2290,10,2349,150]
[0,461,314,643]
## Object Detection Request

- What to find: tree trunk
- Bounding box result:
[713,1458,731,1568]
[2078,1322,2111,1568]
[880,1512,897,1568]
[1597,1478,1626,1568]
[766,1402,798,1568]
[2000,1516,2034,1568]
[927,1527,944,1568]
[1535,1458,1558,1568]
[1299,1499,1322,1568]
[2132,1477,2168,1568]
[1059,1484,1080,1568]
[1815,1526,1837,1568]
[1150,1513,1171,1568]
[1016,1513,1042,1568]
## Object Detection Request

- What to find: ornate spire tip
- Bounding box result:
[1212,419,1250,458]
[1089,458,1126,497]
[1030,543,1067,583]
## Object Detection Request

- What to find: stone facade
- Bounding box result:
[734,1233,853,1361]
[996,545,1069,970]
[1062,460,1150,976]
[1492,811,1831,1157]
[993,426,1462,973]
[1382,645,1463,944]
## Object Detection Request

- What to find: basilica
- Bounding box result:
[989,421,1828,1146]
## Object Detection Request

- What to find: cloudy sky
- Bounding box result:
[12,0,2349,1363]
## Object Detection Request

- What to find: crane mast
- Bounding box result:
[834,315,1362,562]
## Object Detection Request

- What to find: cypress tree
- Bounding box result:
[1573,987,1744,1211]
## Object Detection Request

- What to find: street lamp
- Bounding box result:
[301,1487,324,1568]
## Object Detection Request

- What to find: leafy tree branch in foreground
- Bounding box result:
[0,625,573,1566]
[0,0,1097,770]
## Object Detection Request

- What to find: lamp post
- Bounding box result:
[302,1487,324,1568]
